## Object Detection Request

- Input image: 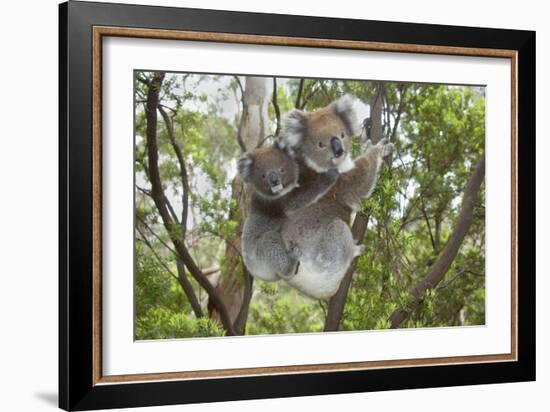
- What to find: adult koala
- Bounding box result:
[238,141,339,282]
[280,95,393,299]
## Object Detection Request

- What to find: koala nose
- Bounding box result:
[268,171,281,186]
[331,136,344,158]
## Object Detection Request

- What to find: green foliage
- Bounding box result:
[134,72,486,339]
[136,306,225,340]
[135,243,226,339]
[247,282,325,335]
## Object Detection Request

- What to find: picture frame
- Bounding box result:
[59,1,536,410]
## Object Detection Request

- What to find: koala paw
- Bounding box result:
[287,240,302,260]
[362,139,373,154]
[293,261,301,276]
[381,142,395,158]
[370,138,393,158]
[280,259,300,280]
[326,168,340,180]
[354,244,366,257]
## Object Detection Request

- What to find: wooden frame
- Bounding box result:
[60,1,535,410]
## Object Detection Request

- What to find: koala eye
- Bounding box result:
[280,167,285,173]
[318,141,326,148]
[341,132,345,139]
[261,173,266,179]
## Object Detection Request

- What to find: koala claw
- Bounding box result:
[354,244,366,257]
[381,142,395,158]
[280,259,300,280]
[362,139,373,153]
[287,240,302,260]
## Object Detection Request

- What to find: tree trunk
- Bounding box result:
[209,77,270,333]
[324,83,385,331]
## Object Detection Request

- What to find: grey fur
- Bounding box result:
[240,145,339,282]
[281,113,394,299]
[330,94,360,136]
[283,109,308,148]
[237,154,254,182]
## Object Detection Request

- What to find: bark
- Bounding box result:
[209,77,270,333]
[272,78,281,137]
[238,77,269,150]
[295,79,304,109]
[389,152,486,328]
[158,106,189,236]
[176,260,204,318]
[234,269,254,334]
[324,83,385,331]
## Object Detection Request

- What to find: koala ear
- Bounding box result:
[273,139,297,159]
[237,154,254,182]
[282,109,308,148]
[273,139,286,151]
[331,94,359,136]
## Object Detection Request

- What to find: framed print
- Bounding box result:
[59,1,535,410]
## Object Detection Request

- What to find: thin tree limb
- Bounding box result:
[136,227,203,318]
[295,79,304,109]
[137,215,179,258]
[136,185,151,197]
[136,228,179,284]
[234,76,244,101]
[420,196,437,252]
[272,77,281,137]
[298,80,322,110]
[144,72,237,335]
[158,105,189,235]
[175,260,204,318]
[390,84,407,142]
[163,194,180,226]
[233,269,254,335]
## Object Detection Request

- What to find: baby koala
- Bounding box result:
[238,141,339,282]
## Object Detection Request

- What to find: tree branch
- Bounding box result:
[389,152,486,328]
[420,196,437,252]
[158,105,189,235]
[390,84,407,143]
[233,268,254,335]
[136,185,152,197]
[136,73,150,86]
[295,79,304,109]
[176,260,204,318]
[234,76,244,101]
[137,215,179,258]
[324,82,385,331]
[272,77,281,137]
[136,226,203,318]
[298,80,322,110]
[324,213,369,331]
[136,228,179,284]
[143,72,237,335]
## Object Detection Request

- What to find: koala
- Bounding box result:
[284,94,358,174]
[280,95,394,299]
[238,141,339,282]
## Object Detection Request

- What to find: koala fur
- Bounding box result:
[284,94,359,174]
[281,96,394,299]
[239,141,339,282]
